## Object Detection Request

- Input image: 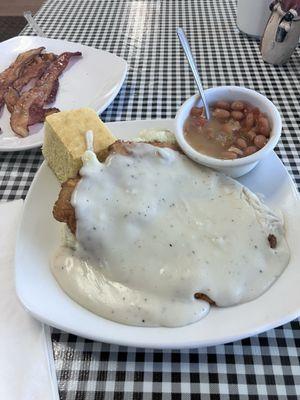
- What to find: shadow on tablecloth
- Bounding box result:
[0,16,26,42]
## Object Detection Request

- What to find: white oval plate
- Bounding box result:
[15,119,300,349]
[0,36,127,152]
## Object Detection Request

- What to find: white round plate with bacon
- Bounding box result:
[0,36,127,151]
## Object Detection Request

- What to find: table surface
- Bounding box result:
[1,0,300,398]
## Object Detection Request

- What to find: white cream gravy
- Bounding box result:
[52,143,290,327]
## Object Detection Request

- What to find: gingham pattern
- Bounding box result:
[1,0,299,398]
[52,321,300,399]
[0,16,26,43]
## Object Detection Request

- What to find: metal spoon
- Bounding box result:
[176,27,210,119]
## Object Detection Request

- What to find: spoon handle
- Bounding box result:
[24,11,46,37]
[176,27,210,119]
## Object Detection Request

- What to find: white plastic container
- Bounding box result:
[237,0,271,37]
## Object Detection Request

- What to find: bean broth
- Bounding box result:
[184,100,271,160]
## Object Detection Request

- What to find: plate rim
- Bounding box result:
[15,119,300,349]
[0,35,127,152]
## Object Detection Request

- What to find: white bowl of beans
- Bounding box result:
[175,86,282,178]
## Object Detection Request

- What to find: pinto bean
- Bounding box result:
[214,101,231,111]
[231,101,245,111]
[190,107,204,117]
[245,130,256,142]
[244,146,258,156]
[236,138,247,149]
[191,117,207,127]
[254,135,267,149]
[228,146,244,156]
[221,151,238,159]
[257,116,270,137]
[222,123,233,134]
[244,112,254,129]
[231,111,244,121]
[252,107,260,118]
[212,108,230,120]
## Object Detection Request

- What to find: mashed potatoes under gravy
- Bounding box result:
[52,143,290,327]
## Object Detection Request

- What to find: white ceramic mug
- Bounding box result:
[237,0,272,37]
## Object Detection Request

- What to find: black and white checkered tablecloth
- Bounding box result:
[1,0,299,398]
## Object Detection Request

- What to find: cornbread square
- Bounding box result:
[42,108,115,182]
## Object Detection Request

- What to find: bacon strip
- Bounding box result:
[4,53,57,113]
[3,87,19,113]
[13,53,56,92]
[10,51,82,137]
[28,105,60,125]
[46,79,59,104]
[0,47,44,109]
